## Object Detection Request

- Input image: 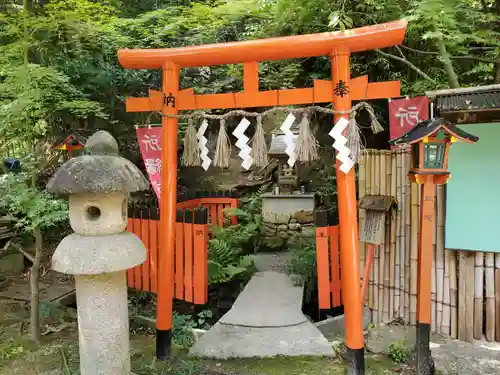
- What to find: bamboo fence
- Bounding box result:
[358,148,500,343]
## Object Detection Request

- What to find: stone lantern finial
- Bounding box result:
[49,130,149,375]
[85,130,120,156]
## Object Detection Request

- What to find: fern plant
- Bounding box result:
[288,238,317,302]
[207,185,268,285]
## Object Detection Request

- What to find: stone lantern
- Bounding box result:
[47,131,149,375]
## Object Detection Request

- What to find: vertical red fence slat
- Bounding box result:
[193,208,209,304]
[175,209,185,300]
[217,204,224,226]
[230,198,238,225]
[141,207,151,292]
[315,210,331,310]
[126,206,135,288]
[133,205,143,290]
[183,209,194,303]
[329,224,342,308]
[149,206,159,293]
[127,194,236,303]
[209,204,217,226]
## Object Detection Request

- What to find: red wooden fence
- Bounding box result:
[127,205,209,304]
[177,197,238,226]
[127,192,238,305]
[315,210,342,310]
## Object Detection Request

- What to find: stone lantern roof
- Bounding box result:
[47,131,149,195]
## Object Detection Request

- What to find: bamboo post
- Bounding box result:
[366,150,373,195]
[410,181,419,325]
[442,248,451,336]
[379,150,387,323]
[390,150,397,320]
[372,151,380,324]
[474,252,484,340]
[374,149,380,195]
[366,150,373,308]
[435,185,445,334]
[358,152,367,291]
[403,150,411,323]
[466,252,475,343]
[395,149,403,318]
[383,151,391,323]
[495,254,500,342]
[485,252,495,341]
[458,251,475,343]
[368,150,375,313]
[449,250,458,339]
[458,251,467,341]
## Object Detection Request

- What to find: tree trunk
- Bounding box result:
[433,23,460,89]
[30,227,43,344]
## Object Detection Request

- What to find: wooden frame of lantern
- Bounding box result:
[390,117,478,375]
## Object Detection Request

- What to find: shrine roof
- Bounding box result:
[53,134,87,149]
[426,85,500,123]
[389,117,479,146]
[268,132,299,157]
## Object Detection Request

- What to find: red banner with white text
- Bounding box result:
[389,96,430,148]
[136,126,162,199]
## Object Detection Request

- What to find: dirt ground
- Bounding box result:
[0,298,403,375]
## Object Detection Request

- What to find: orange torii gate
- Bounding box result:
[118,20,407,374]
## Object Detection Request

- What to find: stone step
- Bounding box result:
[189,271,334,359]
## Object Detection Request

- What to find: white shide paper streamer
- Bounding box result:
[233,117,253,170]
[197,119,212,171]
[280,113,297,167]
[329,117,355,173]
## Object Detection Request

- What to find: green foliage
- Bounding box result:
[0,168,68,232]
[195,309,213,329]
[0,340,24,362]
[207,186,267,285]
[171,309,213,349]
[172,312,196,350]
[388,341,410,364]
[134,357,200,375]
[313,161,338,210]
[288,238,317,302]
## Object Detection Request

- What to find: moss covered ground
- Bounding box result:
[0,300,400,375]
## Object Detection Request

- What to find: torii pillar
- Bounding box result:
[118,19,407,375]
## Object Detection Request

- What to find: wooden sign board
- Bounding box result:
[360,210,386,245]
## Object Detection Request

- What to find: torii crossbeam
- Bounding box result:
[118,19,407,375]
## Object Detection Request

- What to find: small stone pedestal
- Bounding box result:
[261,192,315,251]
[47,131,149,375]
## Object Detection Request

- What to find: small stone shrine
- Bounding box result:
[47,131,149,375]
[260,131,315,251]
[268,131,300,193]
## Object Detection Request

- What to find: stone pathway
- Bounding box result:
[251,252,293,273]
[432,340,500,374]
[365,324,500,374]
[190,264,333,359]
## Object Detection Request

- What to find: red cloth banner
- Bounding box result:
[136,126,162,199]
[389,96,429,146]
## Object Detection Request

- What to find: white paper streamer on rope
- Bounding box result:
[197,119,211,171]
[329,117,355,174]
[280,113,297,167]
[233,117,253,170]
